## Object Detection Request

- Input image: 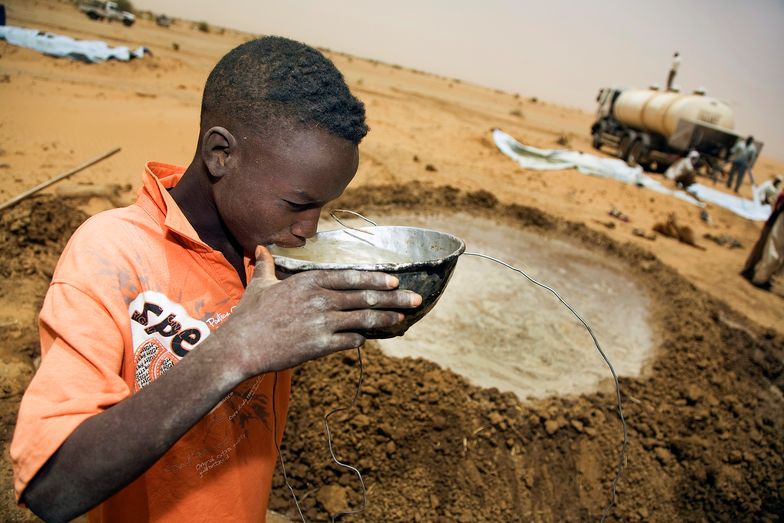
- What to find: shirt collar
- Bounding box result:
[138,162,256,276]
[139,162,209,249]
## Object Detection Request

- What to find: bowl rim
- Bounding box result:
[271,225,466,271]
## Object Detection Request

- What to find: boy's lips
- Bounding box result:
[272,240,306,248]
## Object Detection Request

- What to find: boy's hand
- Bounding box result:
[213,245,421,377]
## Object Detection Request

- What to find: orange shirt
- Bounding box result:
[11,162,292,522]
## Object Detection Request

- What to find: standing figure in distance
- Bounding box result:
[741,191,784,291]
[726,136,758,193]
[666,51,680,91]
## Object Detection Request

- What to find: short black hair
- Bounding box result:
[201,36,368,144]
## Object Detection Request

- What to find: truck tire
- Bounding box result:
[87,12,100,20]
[123,18,134,27]
[618,134,632,160]
[591,129,602,150]
[627,140,648,168]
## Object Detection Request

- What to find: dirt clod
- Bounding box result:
[316,485,350,516]
[653,213,702,249]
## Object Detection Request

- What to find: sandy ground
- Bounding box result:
[0,0,782,521]
[2,1,781,333]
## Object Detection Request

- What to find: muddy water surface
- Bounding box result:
[331,212,654,400]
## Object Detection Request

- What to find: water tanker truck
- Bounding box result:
[591,87,762,174]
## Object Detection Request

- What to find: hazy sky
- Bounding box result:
[134,0,784,160]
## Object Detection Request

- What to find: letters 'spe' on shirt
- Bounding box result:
[11,163,293,522]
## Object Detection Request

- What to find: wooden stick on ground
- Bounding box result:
[0,146,121,213]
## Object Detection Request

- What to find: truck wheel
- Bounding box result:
[591,130,602,150]
[88,12,100,20]
[618,135,632,160]
[627,141,648,168]
[123,19,134,27]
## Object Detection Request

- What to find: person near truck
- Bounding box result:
[756,175,782,205]
[742,190,784,290]
[666,51,680,91]
[726,136,758,193]
[665,150,700,188]
[10,36,421,522]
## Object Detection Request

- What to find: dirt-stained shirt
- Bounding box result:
[10,162,292,522]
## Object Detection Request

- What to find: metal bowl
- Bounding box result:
[270,226,465,338]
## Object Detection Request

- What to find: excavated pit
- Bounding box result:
[2,193,782,522]
[326,212,654,400]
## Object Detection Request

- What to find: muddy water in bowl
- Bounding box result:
[272,236,411,265]
[269,226,465,338]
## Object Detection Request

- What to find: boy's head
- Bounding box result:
[195,37,366,254]
[200,36,368,144]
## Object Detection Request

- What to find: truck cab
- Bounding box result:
[595,87,622,121]
[591,88,626,152]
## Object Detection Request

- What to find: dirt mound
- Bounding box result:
[0,188,781,522]
[0,195,87,280]
[267,183,783,521]
[0,196,88,522]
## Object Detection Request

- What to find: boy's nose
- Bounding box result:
[290,209,320,239]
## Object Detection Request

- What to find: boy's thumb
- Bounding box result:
[253,245,279,287]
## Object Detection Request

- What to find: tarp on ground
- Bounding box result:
[688,184,772,221]
[492,128,772,221]
[0,25,147,63]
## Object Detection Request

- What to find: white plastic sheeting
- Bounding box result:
[688,184,772,221]
[492,129,772,221]
[0,26,147,63]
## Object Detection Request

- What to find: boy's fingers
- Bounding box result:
[329,332,366,351]
[332,289,422,310]
[312,270,399,291]
[335,310,406,332]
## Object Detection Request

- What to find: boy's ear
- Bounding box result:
[201,126,237,178]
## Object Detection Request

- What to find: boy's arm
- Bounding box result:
[21,248,421,522]
[21,335,250,522]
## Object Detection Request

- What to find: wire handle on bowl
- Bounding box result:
[329,209,379,246]
[330,209,378,232]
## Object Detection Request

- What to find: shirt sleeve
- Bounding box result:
[10,281,130,500]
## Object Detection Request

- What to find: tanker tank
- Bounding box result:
[612,89,735,138]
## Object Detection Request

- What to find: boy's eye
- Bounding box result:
[283,200,312,211]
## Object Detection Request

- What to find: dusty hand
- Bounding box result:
[213,246,421,377]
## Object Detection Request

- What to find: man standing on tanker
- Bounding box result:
[10,37,422,522]
[666,51,680,91]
